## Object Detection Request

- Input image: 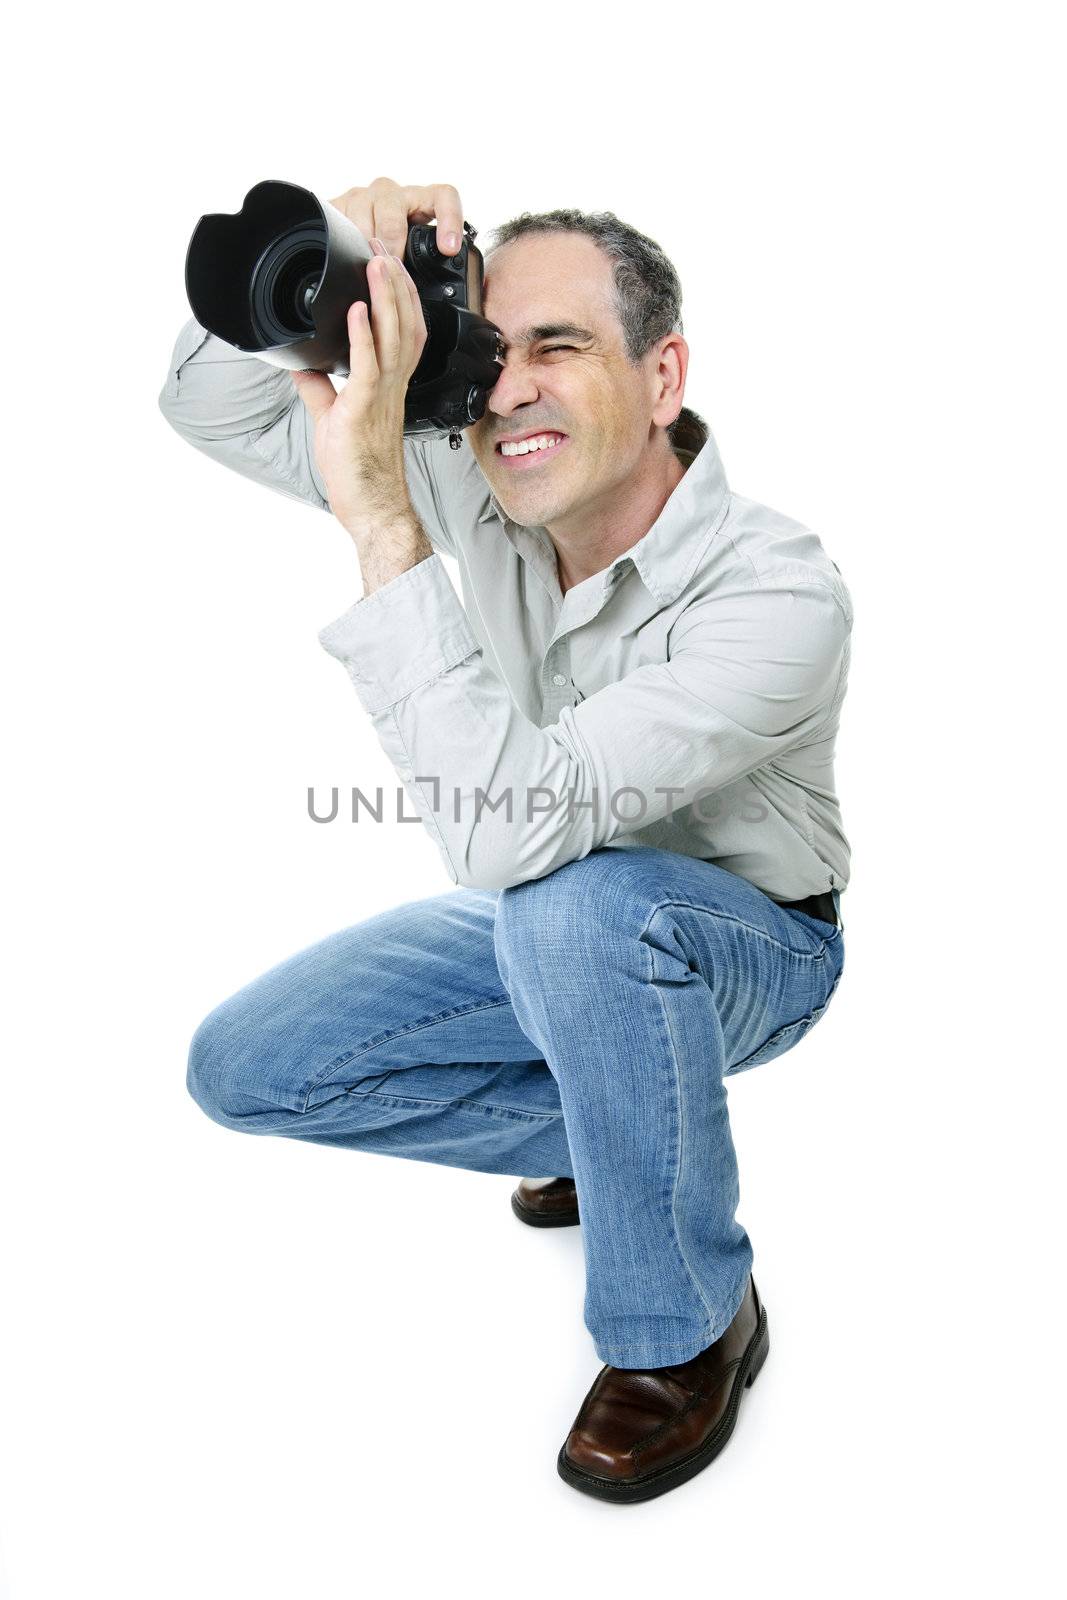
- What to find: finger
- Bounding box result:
[328,187,374,243]
[370,194,410,260]
[386,254,425,373]
[289,368,336,423]
[346,300,380,387]
[367,256,402,372]
[429,184,464,254]
[401,185,464,255]
[394,256,428,356]
[400,185,440,221]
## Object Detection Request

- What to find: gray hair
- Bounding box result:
[485,207,708,454]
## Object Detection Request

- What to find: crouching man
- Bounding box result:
[159,177,851,1504]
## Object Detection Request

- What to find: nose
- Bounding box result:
[487,356,541,419]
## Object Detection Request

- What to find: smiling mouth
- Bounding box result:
[495,433,569,468]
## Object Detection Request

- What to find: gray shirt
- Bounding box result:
[159,317,852,900]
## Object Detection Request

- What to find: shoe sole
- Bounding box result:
[556,1306,770,1504]
[510,1192,581,1228]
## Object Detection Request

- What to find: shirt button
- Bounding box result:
[551,673,567,687]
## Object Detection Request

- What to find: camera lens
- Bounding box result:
[249,222,328,344]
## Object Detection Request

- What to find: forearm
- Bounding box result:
[318,559,851,892]
[319,556,595,888]
[348,502,435,598]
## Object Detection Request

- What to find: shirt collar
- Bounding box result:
[477,424,730,608]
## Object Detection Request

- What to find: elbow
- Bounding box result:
[449,834,529,893]
[450,834,577,895]
[452,858,525,894]
[438,772,595,893]
[157,381,193,443]
[156,374,222,450]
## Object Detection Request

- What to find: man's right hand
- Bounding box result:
[326,178,467,260]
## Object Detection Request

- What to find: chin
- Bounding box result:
[496,485,564,527]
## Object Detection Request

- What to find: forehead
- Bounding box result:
[482,232,619,342]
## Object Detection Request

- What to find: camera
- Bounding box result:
[184,180,503,443]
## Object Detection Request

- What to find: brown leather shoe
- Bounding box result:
[558,1276,769,1503]
[510,1176,580,1227]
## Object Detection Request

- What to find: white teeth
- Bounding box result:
[500,433,564,456]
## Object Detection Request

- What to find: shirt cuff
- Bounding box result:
[317,553,480,716]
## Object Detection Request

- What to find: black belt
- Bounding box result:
[776,890,839,927]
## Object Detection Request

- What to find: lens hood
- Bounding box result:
[186,180,376,374]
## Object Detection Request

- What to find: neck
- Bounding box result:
[548,437,689,596]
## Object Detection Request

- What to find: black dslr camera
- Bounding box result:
[184,180,503,445]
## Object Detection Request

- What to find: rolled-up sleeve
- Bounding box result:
[158,316,460,555]
[318,555,850,892]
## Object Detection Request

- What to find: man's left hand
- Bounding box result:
[291,239,429,550]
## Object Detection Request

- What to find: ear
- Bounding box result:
[649,332,689,430]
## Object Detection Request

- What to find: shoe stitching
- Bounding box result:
[630,1361,739,1460]
[566,1362,739,1481]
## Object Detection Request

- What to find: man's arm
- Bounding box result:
[157,316,459,557]
[319,554,851,892]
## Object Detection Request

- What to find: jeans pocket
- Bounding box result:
[726,955,844,1076]
[727,1011,822,1074]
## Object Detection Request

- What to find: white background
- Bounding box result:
[1,3,1063,1596]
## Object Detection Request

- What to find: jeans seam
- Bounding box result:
[595,1267,752,1363]
[301,995,515,1108]
[647,932,717,1343]
[348,1088,561,1125]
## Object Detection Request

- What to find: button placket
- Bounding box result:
[541,639,575,719]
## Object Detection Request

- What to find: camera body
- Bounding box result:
[184,180,503,440]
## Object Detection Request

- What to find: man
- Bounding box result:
[159,177,851,1504]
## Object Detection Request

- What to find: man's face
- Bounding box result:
[468,232,659,528]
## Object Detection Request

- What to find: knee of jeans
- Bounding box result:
[186,1009,233,1124]
[186,1003,281,1127]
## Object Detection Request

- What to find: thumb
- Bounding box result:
[290,368,336,423]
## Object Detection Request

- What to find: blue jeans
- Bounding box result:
[188,846,845,1368]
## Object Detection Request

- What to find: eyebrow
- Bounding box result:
[498,322,596,353]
